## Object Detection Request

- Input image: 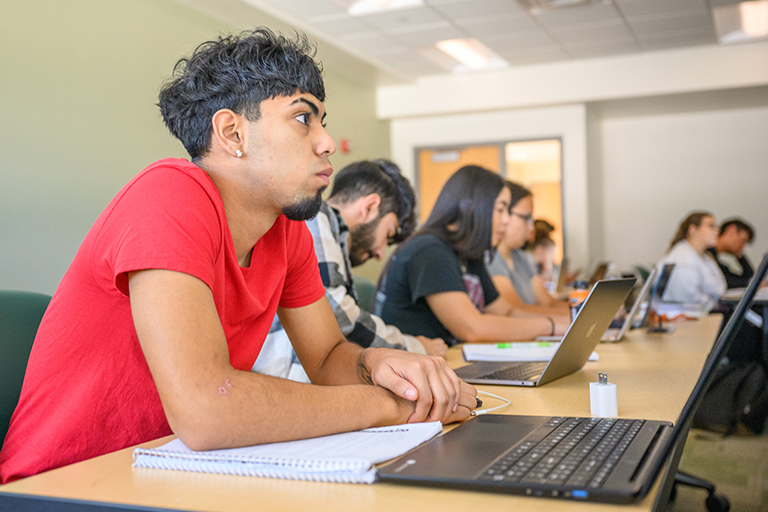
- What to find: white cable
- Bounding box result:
[471,390,511,416]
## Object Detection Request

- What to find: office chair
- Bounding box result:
[672,470,730,512]
[0,290,51,449]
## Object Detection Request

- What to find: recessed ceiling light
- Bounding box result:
[741,0,768,38]
[346,0,423,17]
[713,0,768,43]
[434,38,508,72]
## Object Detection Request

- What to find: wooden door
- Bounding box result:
[416,145,501,224]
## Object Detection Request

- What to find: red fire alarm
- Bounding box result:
[339,138,351,154]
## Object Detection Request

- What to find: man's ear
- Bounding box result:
[210,109,246,158]
[359,193,382,224]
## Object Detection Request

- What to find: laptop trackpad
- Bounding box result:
[392,416,545,479]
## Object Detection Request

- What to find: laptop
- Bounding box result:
[378,252,768,504]
[454,278,635,387]
[549,257,571,299]
[643,263,677,333]
[601,266,659,343]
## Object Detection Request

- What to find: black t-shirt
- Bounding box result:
[375,234,499,345]
[707,247,755,289]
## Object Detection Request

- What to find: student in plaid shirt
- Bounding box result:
[253,160,447,381]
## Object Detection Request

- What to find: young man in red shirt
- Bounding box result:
[0,29,476,483]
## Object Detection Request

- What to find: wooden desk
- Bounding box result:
[0,316,722,512]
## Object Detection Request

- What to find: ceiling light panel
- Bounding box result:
[435,38,492,69]
[741,1,768,38]
[345,0,424,16]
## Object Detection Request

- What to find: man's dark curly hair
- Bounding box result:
[329,159,417,244]
[158,28,325,160]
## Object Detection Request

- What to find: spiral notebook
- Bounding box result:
[132,421,442,484]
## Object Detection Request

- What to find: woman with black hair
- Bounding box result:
[375,166,568,346]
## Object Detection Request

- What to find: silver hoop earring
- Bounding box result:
[235,149,243,158]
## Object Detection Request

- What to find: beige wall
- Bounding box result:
[0,0,389,294]
[597,102,768,272]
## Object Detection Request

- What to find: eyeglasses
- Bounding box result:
[510,211,534,224]
[387,226,403,245]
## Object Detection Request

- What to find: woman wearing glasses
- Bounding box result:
[374,166,568,346]
[486,181,570,316]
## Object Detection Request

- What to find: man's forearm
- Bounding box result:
[307,337,371,386]
[173,368,409,451]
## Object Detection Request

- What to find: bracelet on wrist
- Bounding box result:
[546,316,555,336]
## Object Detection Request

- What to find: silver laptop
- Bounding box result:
[549,257,571,299]
[378,252,768,504]
[601,267,659,342]
[454,279,635,387]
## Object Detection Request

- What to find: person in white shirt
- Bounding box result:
[658,211,727,312]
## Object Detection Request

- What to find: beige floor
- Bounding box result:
[669,428,768,511]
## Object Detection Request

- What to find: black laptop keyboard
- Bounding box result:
[480,417,645,489]
[479,362,548,382]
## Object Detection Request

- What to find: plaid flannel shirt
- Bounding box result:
[252,203,425,380]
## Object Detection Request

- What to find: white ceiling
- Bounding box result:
[239,0,748,81]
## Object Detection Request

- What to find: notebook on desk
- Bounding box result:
[378,252,768,504]
[454,278,635,387]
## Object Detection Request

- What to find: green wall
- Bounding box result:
[0,0,389,294]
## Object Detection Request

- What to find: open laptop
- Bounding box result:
[378,252,768,504]
[549,257,571,299]
[454,279,635,387]
[629,263,675,332]
[643,263,678,333]
[601,266,659,343]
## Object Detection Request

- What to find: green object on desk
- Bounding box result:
[496,342,552,348]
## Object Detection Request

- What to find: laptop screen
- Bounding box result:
[636,263,675,328]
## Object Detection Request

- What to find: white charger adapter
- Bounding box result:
[590,372,618,417]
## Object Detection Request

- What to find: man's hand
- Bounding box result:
[416,336,448,358]
[359,348,477,424]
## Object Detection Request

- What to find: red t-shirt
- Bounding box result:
[0,159,325,483]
